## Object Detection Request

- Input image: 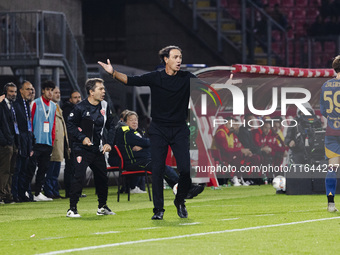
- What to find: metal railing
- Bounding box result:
[166,0,289,66]
[0,11,87,94]
[241,0,289,66]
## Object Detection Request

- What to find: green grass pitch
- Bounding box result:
[1,185,339,255]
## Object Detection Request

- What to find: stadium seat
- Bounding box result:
[288,40,294,54]
[281,0,294,7]
[324,41,336,54]
[296,0,308,7]
[287,29,294,39]
[272,42,282,54]
[268,0,281,7]
[310,0,322,6]
[228,1,240,8]
[107,145,152,202]
[313,41,323,54]
[286,10,294,20]
[294,9,306,20]
[306,8,319,20]
[228,8,240,19]
[271,30,281,41]
[294,20,307,36]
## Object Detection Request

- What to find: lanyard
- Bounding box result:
[23,98,32,131]
[40,97,51,121]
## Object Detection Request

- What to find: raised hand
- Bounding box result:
[98,59,114,75]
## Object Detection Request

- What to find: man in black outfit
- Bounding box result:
[61,90,81,198]
[12,81,34,202]
[66,78,115,218]
[0,83,20,204]
[99,45,201,220]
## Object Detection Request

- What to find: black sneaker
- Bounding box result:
[4,199,15,204]
[174,199,188,218]
[151,208,165,220]
[97,205,115,215]
[66,208,81,218]
[186,184,205,199]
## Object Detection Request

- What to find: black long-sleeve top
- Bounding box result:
[67,99,115,153]
[127,70,196,126]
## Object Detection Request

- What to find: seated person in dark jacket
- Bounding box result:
[115,111,178,194]
[114,111,204,198]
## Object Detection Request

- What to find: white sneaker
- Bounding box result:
[66,208,81,218]
[232,176,241,186]
[327,202,338,212]
[130,186,147,194]
[240,177,249,186]
[97,205,116,215]
[33,193,53,202]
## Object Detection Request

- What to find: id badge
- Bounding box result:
[43,122,49,133]
[27,121,32,132]
[14,122,19,135]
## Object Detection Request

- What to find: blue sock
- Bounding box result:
[325,170,337,197]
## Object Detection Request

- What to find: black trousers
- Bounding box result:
[64,149,75,197]
[26,144,52,196]
[148,122,192,210]
[69,149,108,208]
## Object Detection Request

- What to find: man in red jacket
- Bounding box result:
[211,117,261,181]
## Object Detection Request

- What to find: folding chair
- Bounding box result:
[107,145,152,202]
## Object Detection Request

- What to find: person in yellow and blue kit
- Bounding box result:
[320,55,340,212]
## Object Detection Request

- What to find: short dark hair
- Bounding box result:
[41,80,56,91]
[158,45,182,65]
[19,80,32,90]
[332,55,340,73]
[3,82,16,94]
[85,78,104,95]
[69,90,80,98]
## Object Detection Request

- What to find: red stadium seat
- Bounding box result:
[228,1,240,8]
[294,21,307,36]
[294,9,306,20]
[324,41,336,54]
[220,0,228,8]
[229,8,240,19]
[313,41,323,54]
[272,42,282,54]
[271,30,281,41]
[310,0,322,6]
[287,30,294,39]
[288,41,294,54]
[281,0,294,7]
[296,0,309,7]
[286,10,294,20]
[306,8,319,20]
[268,0,281,7]
[107,145,152,202]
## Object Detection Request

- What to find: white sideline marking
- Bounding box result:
[191,205,240,208]
[179,222,200,226]
[37,216,340,255]
[288,210,311,213]
[220,218,239,221]
[93,231,120,235]
[40,237,65,240]
[255,214,275,217]
[137,227,160,230]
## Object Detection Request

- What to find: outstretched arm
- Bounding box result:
[97,59,128,84]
